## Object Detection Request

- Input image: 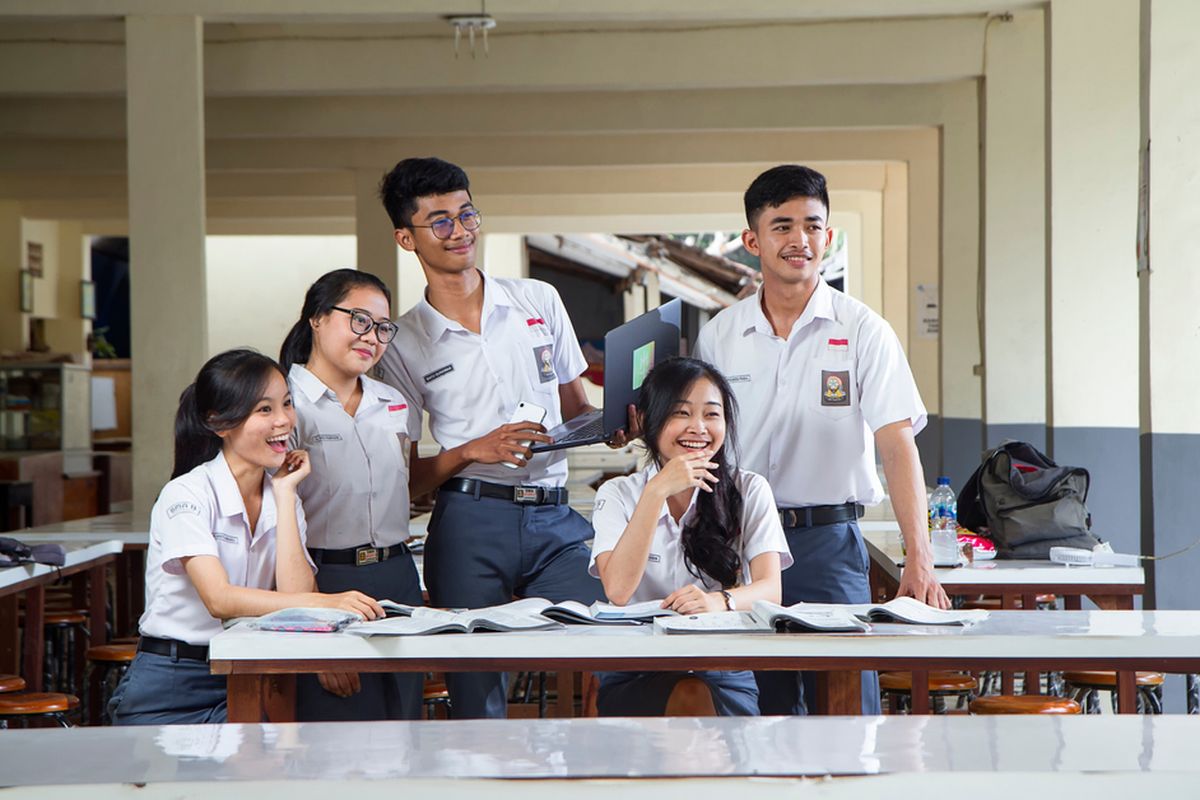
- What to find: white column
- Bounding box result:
[983,10,1047,450]
[43,221,91,362]
[1046,0,1141,550]
[1139,0,1200,613]
[481,233,529,280]
[354,168,403,310]
[126,15,207,518]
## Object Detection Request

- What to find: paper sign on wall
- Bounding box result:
[915,283,939,339]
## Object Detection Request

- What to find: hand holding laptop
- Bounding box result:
[463,417,553,467]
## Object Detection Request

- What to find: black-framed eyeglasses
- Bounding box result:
[410,209,483,240]
[330,306,398,344]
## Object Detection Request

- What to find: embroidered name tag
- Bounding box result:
[726,374,751,384]
[821,370,851,407]
[213,532,239,545]
[312,433,343,442]
[647,553,661,563]
[166,501,200,519]
[424,364,454,383]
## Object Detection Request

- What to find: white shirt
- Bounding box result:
[378,273,588,487]
[138,451,313,645]
[288,364,411,549]
[588,464,793,604]
[694,280,926,508]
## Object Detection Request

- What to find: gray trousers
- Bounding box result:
[424,489,606,719]
[297,548,425,721]
[755,519,882,715]
[110,651,227,726]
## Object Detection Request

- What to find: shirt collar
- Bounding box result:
[288,363,331,404]
[416,269,513,341]
[744,279,837,338]
[208,451,277,537]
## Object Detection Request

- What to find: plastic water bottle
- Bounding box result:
[929,476,958,563]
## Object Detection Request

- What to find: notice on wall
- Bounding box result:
[915,283,939,339]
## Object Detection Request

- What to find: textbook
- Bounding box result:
[653,597,989,635]
[250,608,360,633]
[377,597,679,628]
[348,598,562,636]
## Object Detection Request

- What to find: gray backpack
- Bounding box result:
[956,441,1100,559]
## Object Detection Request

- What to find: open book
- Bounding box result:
[539,599,679,626]
[350,598,562,636]
[654,597,988,635]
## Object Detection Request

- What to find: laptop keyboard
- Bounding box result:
[557,416,606,444]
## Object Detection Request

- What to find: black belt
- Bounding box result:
[440,478,568,506]
[138,635,209,662]
[779,503,864,529]
[310,543,409,567]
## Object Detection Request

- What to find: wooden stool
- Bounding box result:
[879,671,977,714]
[422,678,451,720]
[664,677,717,716]
[0,692,80,728]
[86,643,136,725]
[41,610,90,695]
[1061,670,1164,714]
[0,675,27,694]
[969,695,1081,715]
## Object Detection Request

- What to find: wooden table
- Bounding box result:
[0,538,123,694]
[210,609,1200,722]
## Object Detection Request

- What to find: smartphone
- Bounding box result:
[503,401,547,469]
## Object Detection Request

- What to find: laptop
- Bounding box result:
[530,298,682,453]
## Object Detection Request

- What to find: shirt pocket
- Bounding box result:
[810,358,857,421]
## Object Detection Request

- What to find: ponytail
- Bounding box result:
[279,268,393,373]
[171,349,285,478]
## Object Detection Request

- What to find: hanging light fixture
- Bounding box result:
[446,1,496,59]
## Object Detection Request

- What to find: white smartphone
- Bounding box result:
[502,401,547,469]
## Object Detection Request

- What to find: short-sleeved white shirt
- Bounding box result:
[288,364,411,549]
[377,273,588,487]
[588,464,793,604]
[694,280,926,508]
[138,451,313,645]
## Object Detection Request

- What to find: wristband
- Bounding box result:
[721,590,736,611]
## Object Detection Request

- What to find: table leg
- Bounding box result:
[23,584,45,693]
[1116,670,1137,714]
[554,671,575,718]
[1064,594,1082,611]
[814,670,863,715]
[226,674,268,722]
[0,594,17,676]
[1001,593,1019,695]
[263,675,296,722]
[115,553,131,638]
[909,670,931,715]
[581,671,599,717]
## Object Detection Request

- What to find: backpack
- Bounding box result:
[0,537,66,568]
[956,441,1100,559]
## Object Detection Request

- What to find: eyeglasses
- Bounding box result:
[409,209,483,240]
[330,306,398,344]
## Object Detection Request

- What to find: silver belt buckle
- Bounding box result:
[513,486,541,504]
[355,546,380,566]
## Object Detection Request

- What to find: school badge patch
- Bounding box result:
[821,370,850,406]
[532,344,556,383]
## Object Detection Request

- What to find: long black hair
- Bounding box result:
[637,357,744,589]
[278,268,392,373]
[172,349,286,479]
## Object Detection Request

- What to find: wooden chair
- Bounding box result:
[422,677,451,720]
[86,643,137,725]
[968,695,1081,715]
[1061,670,1164,714]
[879,671,977,714]
[0,675,27,694]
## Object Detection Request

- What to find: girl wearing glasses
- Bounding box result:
[280,268,425,721]
[110,349,384,726]
[590,357,791,716]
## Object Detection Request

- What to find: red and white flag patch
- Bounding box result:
[827,338,849,352]
[387,403,408,413]
[526,317,546,327]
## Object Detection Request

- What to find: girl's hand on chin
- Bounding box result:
[272,449,311,489]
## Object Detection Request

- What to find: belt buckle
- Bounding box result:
[513,486,541,504]
[355,546,380,566]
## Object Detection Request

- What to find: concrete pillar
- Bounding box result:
[0,201,25,351]
[354,168,403,309]
[881,163,910,355]
[982,10,1047,452]
[1139,0,1200,612]
[42,222,91,361]
[1046,0,1141,552]
[126,16,208,518]
[937,83,983,488]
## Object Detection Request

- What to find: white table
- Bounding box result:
[210,609,1200,720]
[4,715,1200,787]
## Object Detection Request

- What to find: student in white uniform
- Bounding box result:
[110,349,384,726]
[590,357,792,716]
[375,157,610,719]
[693,164,948,716]
[277,268,424,720]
